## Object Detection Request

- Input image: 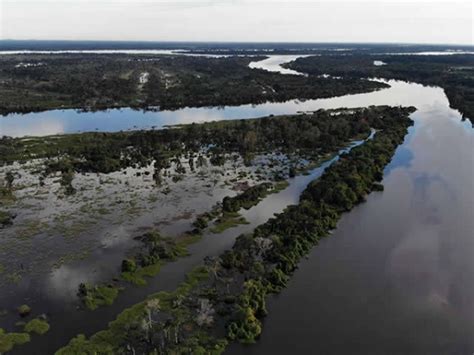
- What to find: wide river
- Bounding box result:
[3,55,473,354]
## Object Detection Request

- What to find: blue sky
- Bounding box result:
[1,0,472,44]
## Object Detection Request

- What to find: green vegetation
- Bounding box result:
[121,263,163,286]
[17,304,31,317]
[77,283,121,310]
[78,174,286,307]
[120,231,190,285]
[194,180,288,235]
[77,231,202,309]
[24,318,50,335]
[57,267,227,355]
[0,328,30,353]
[0,210,14,228]
[57,106,414,353]
[272,180,289,193]
[0,172,16,228]
[1,105,381,171]
[120,232,202,286]
[222,183,273,213]
[60,169,76,195]
[220,106,414,343]
[0,54,386,115]
[210,213,250,234]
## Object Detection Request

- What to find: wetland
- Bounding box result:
[0,46,473,354]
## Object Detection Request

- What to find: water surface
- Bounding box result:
[227,58,474,355]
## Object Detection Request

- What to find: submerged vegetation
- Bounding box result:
[78,179,286,309]
[120,232,191,286]
[17,305,31,318]
[57,106,414,353]
[23,318,50,335]
[78,283,122,311]
[0,315,49,352]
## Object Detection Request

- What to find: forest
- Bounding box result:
[0,54,386,115]
[0,106,388,172]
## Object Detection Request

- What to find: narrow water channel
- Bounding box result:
[8,125,373,355]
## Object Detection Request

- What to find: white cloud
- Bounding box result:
[1,1,472,44]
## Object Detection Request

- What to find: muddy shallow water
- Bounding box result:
[1,56,473,354]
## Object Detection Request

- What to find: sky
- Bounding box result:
[0,0,472,45]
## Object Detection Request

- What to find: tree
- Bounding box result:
[60,169,75,195]
[196,155,207,169]
[195,298,215,327]
[5,171,14,190]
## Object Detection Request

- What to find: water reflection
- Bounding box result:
[249,55,310,75]
[2,55,473,354]
[0,79,457,138]
[227,70,474,355]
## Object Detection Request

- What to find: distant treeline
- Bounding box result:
[0,54,385,115]
[1,106,400,174]
[1,40,471,53]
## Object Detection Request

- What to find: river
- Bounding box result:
[3,55,473,354]
[227,58,474,355]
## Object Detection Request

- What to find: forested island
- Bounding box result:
[53,106,415,354]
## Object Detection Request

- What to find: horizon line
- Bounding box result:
[1,39,473,47]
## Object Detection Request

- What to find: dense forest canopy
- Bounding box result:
[0,106,406,175]
[0,54,385,115]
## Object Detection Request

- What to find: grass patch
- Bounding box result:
[24,318,50,335]
[0,329,30,353]
[121,262,162,286]
[0,210,14,228]
[211,213,249,234]
[17,304,31,317]
[6,272,22,284]
[78,284,122,311]
[121,232,198,286]
[16,219,49,239]
[272,180,289,193]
